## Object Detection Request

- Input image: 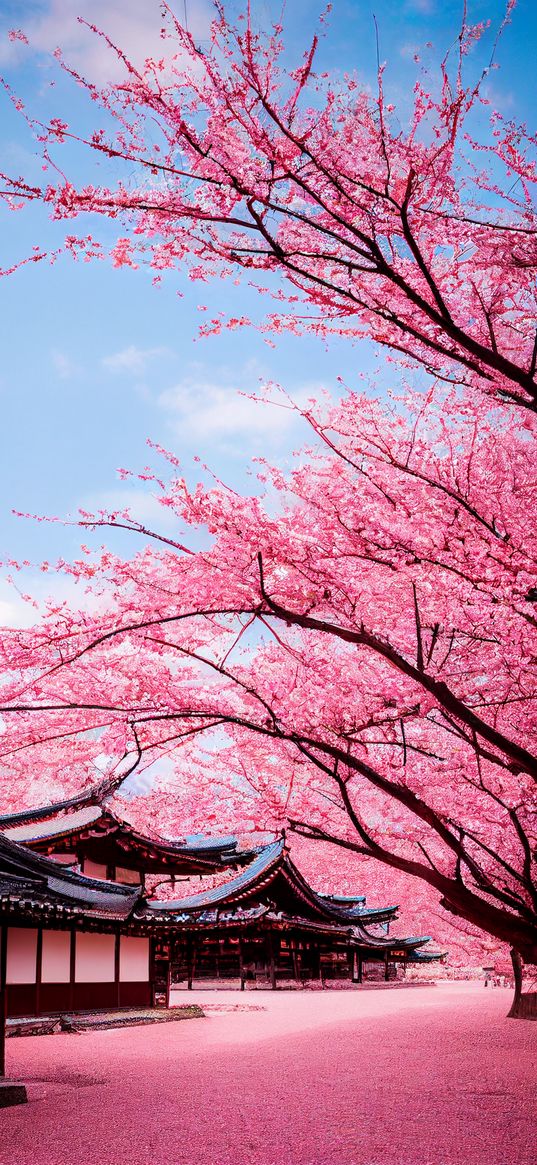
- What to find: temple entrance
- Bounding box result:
[171,936,242,990]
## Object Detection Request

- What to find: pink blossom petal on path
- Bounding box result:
[1,984,535,1165]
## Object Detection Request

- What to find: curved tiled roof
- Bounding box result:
[0,833,141,920]
[392,935,431,949]
[3,805,103,843]
[0,802,256,868]
[407,947,445,962]
[182,834,244,852]
[147,839,285,912]
[0,783,111,827]
[145,839,400,928]
[320,893,366,905]
[322,900,398,922]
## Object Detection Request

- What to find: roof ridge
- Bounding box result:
[0,784,107,828]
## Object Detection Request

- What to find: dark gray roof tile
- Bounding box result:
[147,839,285,913]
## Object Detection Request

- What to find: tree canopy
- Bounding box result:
[0,4,535,981]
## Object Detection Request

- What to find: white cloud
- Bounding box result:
[157,376,317,449]
[404,0,436,13]
[0,562,132,629]
[0,589,36,628]
[0,574,83,627]
[51,348,78,379]
[102,345,169,375]
[0,1,210,81]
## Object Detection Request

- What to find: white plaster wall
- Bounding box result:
[41,930,71,983]
[75,932,115,982]
[6,928,38,984]
[119,936,150,982]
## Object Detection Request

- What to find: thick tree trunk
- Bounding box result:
[507,949,537,1020]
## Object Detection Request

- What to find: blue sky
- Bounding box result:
[0,0,535,624]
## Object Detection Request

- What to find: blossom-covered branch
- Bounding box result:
[1,3,536,407]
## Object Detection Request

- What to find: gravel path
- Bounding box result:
[1,983,535,1165]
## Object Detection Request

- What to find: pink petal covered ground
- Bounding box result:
[1,984,535,1165]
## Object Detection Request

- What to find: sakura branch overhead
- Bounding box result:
[0,386,535,975]
[1,1,536,409]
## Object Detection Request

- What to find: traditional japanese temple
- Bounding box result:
[0,797,442,1018]
[0,799,255,881]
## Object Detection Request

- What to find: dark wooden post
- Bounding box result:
[35,928,43,1017]
[114,930,121,1009]
[357,951,363,983]
[69,927,76,1011]
[0,923,28,1108]
[268,934,276,990]
[0,925,6,1078]
[384,951,389,981]
[0,990,5,1081]
[317,945,323,988]
[187,939,192,991]
[187,939,196,991]
[291,940,300,986]
[239,938,245,991]
[348,947,354,982]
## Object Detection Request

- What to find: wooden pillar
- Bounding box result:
[291,940,300,986]
[268,934,276,990]
[187,938,195,991]
[35,929,43,1017]
[115,931,121,1008]
[239,938,245,992]
[69,928,76,1011]
[0,925,7,1078]
[384,951,389,981]
[187,940,192,991]
[347,947,353,982]
[357,951,363,983]
[317,945,324,988]
[165,959,171,1008]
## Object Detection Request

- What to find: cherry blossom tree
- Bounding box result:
[1,1,536,410]
[0,384,535,1014]
[0,6,536,1015]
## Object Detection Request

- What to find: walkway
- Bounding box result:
[1,984,535,1165]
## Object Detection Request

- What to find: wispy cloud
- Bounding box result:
[0,587,34,628]
[404,0,436,14]
[0,573,103,627]
[51,349,79,380]
[0,0,210,80]
[157,371,319,450]
[101,345,169,375]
